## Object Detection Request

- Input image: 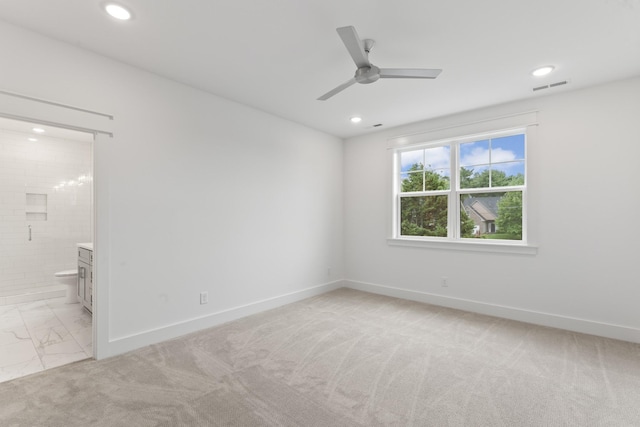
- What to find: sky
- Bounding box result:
[400,133,525,180]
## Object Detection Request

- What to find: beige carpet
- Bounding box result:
[1,288,639,426]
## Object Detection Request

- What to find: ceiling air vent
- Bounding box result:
[550,80,568,88]
[532,80,569,92]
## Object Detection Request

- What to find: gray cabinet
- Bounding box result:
[77,247,93,313]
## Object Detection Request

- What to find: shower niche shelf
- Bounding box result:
[26,193,47,221]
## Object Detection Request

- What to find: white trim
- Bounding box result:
[0,112,113,137]
[387,237,538,255]
[0,89,113,119]
[388,111,538,149]
[92,133,110,360]
[0,92,113,361]
[343,280,640,344]
[0,90,114,137]
[0,286,65,306]
[105,280,344,358]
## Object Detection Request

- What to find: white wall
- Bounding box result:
[344,76,640,342]
[0,129,92,299]
[0,22,343,357]
[2,17,638,356]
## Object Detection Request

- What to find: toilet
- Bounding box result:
[55,269,78,304]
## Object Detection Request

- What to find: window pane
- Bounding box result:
[424,146,450,170]
[491,134,525,161]
[460,164,489,189]
[400,172,409,192]
[424,146,450,190]
[460,192,522,240]
[460,139,490,189]
[491,161,525,186]
[460,139,490,167]
[460,133,525,189]
[424,170,450,190]
[400,195,448,237]
[400,149,423,172]
[401,171,423,192]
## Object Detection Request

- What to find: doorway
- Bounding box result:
[0,116,94,383]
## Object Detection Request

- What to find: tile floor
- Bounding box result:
[0,297,92,383]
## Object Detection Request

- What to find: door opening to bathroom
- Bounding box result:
[0,116,95,383]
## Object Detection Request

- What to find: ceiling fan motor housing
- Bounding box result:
[355,65,380,84]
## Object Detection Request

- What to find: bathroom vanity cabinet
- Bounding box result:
[77,246,93,313]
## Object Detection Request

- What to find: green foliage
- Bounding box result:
[495,191,522,238]
[459,167,523,239]
[400,163,523,239]
[485,233,521,240]
[401,163,449,192]
[401,163,449,237]
[401,164,421,192]
[459,208,476,238]
[459,167,474,188]
[460,168,524,189]
[400,195,448,237]
[400,163,449,237]
[508,173,525,186]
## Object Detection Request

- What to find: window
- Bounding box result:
[394,129,527,244]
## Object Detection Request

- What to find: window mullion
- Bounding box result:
[459,185,525,195]
[449,142,459,238]
[393,151,401,238]
[400,190,450,197]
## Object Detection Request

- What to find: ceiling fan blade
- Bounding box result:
[379,68,442,79]
[336,26,370,69]
[317,77,357,101]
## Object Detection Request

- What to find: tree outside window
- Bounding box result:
[396,131,526,242]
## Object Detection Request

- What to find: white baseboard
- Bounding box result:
[106,280,343,358]
[344,280,640,344]
[0,286,65,306]
[105,278,639,358]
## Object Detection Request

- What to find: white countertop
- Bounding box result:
[77,242,93,251]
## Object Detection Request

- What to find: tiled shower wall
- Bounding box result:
[0,128,92,298]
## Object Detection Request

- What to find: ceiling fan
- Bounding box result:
[317,26,442,101]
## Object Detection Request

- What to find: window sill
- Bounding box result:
[387,237,538,255]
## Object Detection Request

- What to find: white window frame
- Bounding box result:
[389,126,537,255]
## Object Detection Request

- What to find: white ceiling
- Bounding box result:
[1,0,639,139]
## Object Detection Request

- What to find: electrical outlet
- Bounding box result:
[200,291,208,304]
[327,267,331,277]
[441,277,448,287]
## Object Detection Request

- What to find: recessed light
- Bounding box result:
[28,137,38,142]
[105,3,132,20]
[350,116,362,123]
[532,66,555,77]
[32,127,45,133]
